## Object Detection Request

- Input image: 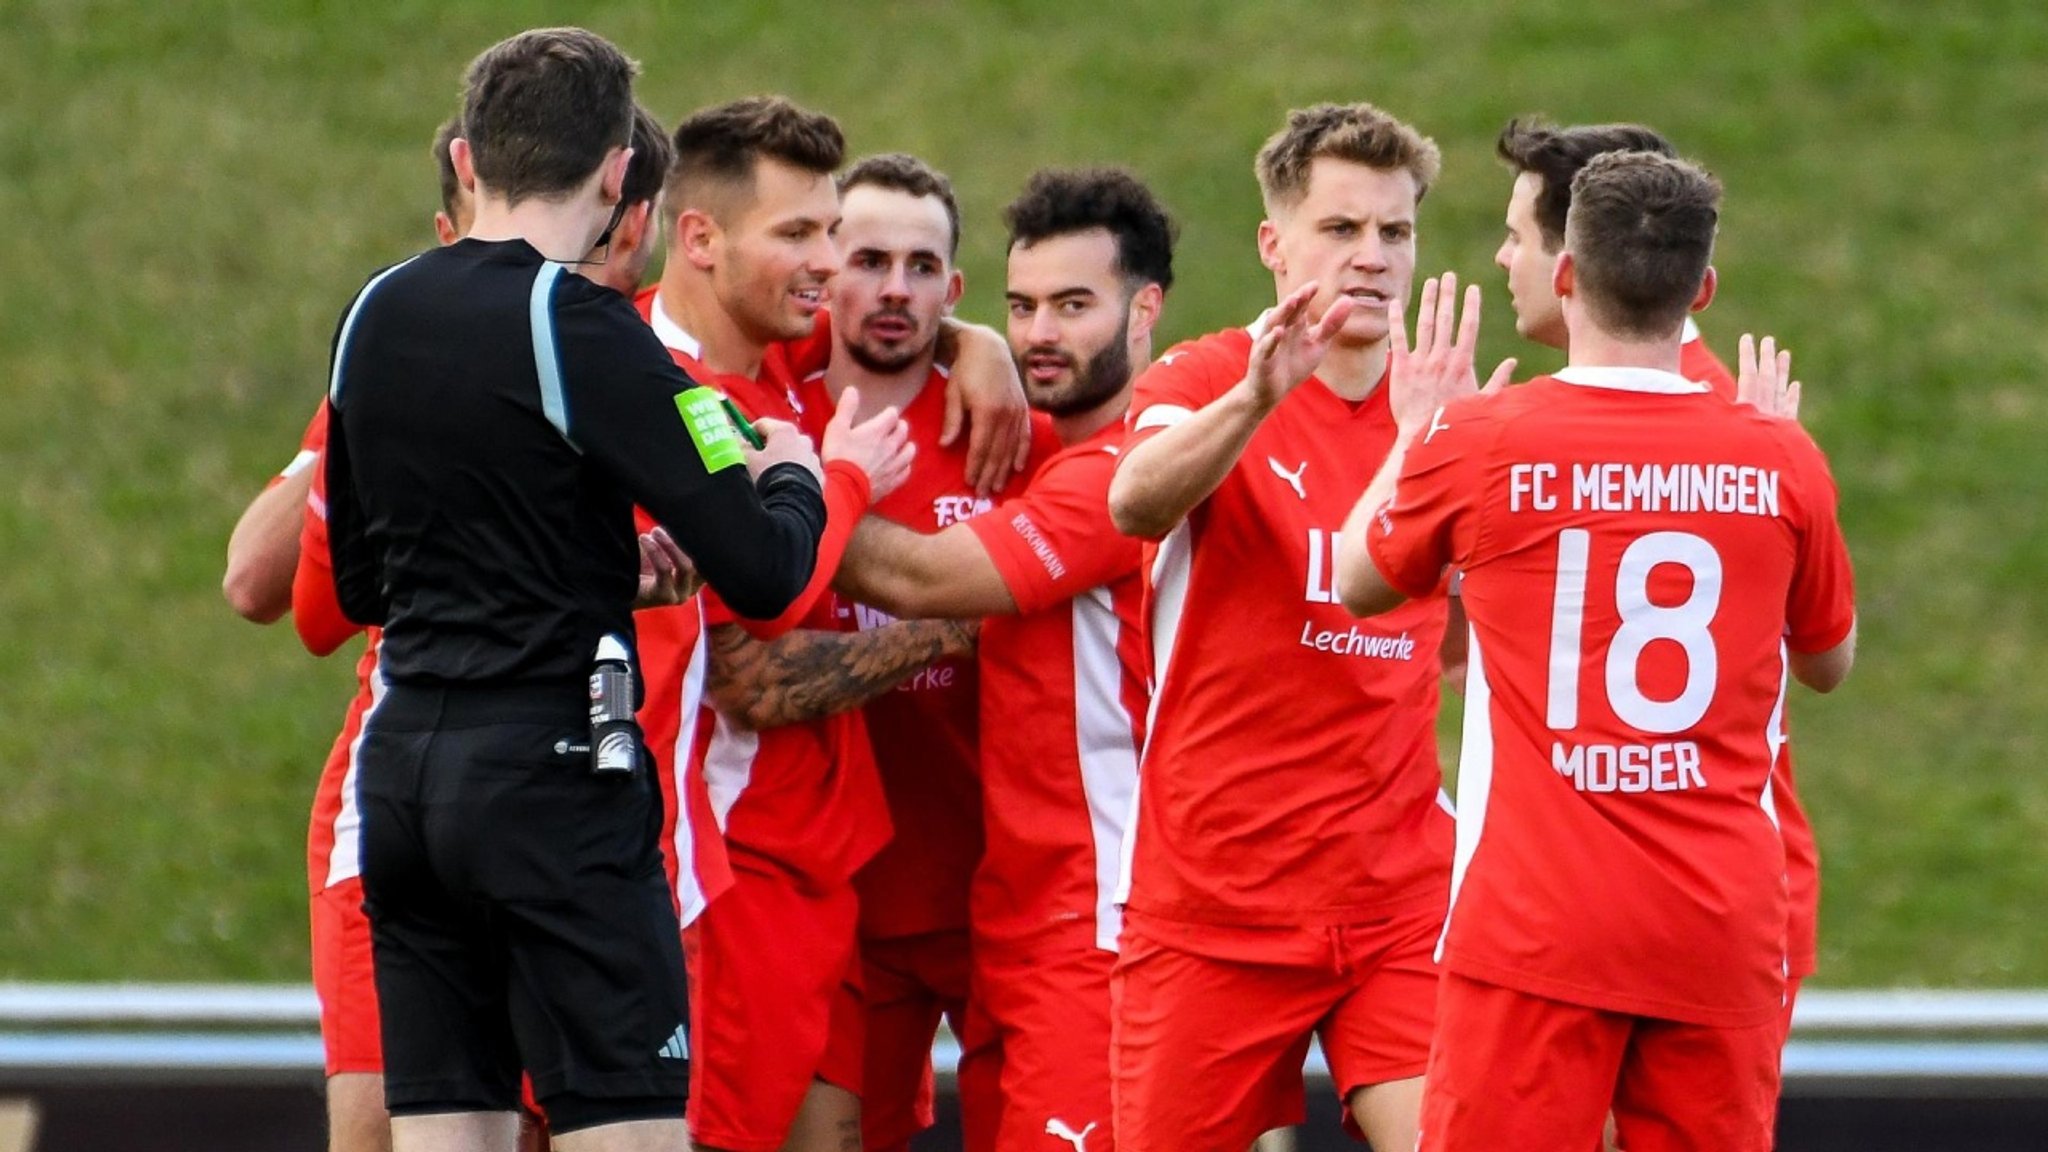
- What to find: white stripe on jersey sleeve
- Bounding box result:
[1131,404,1193,432]
[281,448,318,479]
[1073,587,1141,953]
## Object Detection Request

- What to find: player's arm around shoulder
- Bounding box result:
[835,516,1016,621]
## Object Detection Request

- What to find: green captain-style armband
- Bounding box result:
[673,386,751,473]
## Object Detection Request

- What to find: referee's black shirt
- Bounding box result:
[321,237,825,685]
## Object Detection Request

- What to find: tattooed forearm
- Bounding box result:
[706,618,978,730]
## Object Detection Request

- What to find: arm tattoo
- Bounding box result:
[707,618,977,730]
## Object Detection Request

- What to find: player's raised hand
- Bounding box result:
[821,386,916,500]
[1388,273,1513,436]
[1243,282,1356,411]
[634,526,702,608]
[1737,333,1802,420]
[744,416,824,484]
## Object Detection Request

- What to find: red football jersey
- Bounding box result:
[1118,326,1454,929]
[638,290,893,890]
[1367,367,1855,1027]
[288,403,382,897]
[1680,323,1821,977]
[794,368,1057,939]
[968,421,1147,951]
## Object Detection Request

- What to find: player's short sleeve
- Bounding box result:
[1124,338,1238,454]
[1781,431,1856,653]
[271,404,327,488]
[968,443,1138,614]
[1365,400,1488,601]
[291,415,364,656]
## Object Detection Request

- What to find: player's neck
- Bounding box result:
[823,347,935,421]
[655,270,766,379]
[1053,388,1131,447]
[467,196,604,267]
[1565,326,1684,375]
[1315,339,1390,402]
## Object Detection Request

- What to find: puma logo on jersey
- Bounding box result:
[1425,406,1451,444]
[934,493,993,527]
[1268,457,1308,500]
[1045,1118,1097,1152]
[1158,351,1185,367]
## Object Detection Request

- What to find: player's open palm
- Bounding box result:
[1737,333,1802,421]
[822,386,916,500]
[1388,272,1515,436]
[1245,282,1356,410]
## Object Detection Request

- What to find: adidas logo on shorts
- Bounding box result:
[656,1022,690,1061]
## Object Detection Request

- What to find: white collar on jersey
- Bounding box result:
[1553,365,1711,394]
[1681,316,1703,342]
[647,290,705,362]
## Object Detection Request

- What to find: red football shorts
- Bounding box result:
[685,869,864,1152]
[310,878,383,1077]
[859,929,974,1151]
[1111,903,1440,1151]
[1419,972,1781,1152]
[963,937,1116,1152]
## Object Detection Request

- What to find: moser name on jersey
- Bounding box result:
[1551,739,1708,794]
[1509,463,1782,518]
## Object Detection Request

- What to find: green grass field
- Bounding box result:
[2,0,2043,984]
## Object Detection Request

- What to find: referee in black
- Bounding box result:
[321,29,826,1152]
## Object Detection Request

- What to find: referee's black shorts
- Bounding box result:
[356,681,690,1133]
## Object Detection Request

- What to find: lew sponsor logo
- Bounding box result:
[1304,528,1342,604]
[1298,623,1418,660]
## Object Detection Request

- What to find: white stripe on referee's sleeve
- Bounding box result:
[528,261,579,450]
[328,256,420,404]
[1131,404,1193,432]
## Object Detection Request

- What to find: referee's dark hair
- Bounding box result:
[461,28,637,204]
[1004,167,1178,294]
[1496,119,1678,251]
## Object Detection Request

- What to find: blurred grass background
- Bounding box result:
[0,0,2042,983]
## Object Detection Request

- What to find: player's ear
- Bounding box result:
[600,146,632,206]
[1128,281,1165,345]
[1691,265,1717,314]
[1257,219,1283,275]
[450,138,479,195]
[944,268,965,312]
[1551,250,1575,300]
[677,207,720,272]
[617,201,653,255]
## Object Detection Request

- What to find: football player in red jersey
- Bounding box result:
[1103,103,1462,1152]
[1492,119,1822,1053]
[833,167,1173,1152]
[801,152,1060,1152]
[644,98,1026,1152]
[1338,152,1854,1152]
